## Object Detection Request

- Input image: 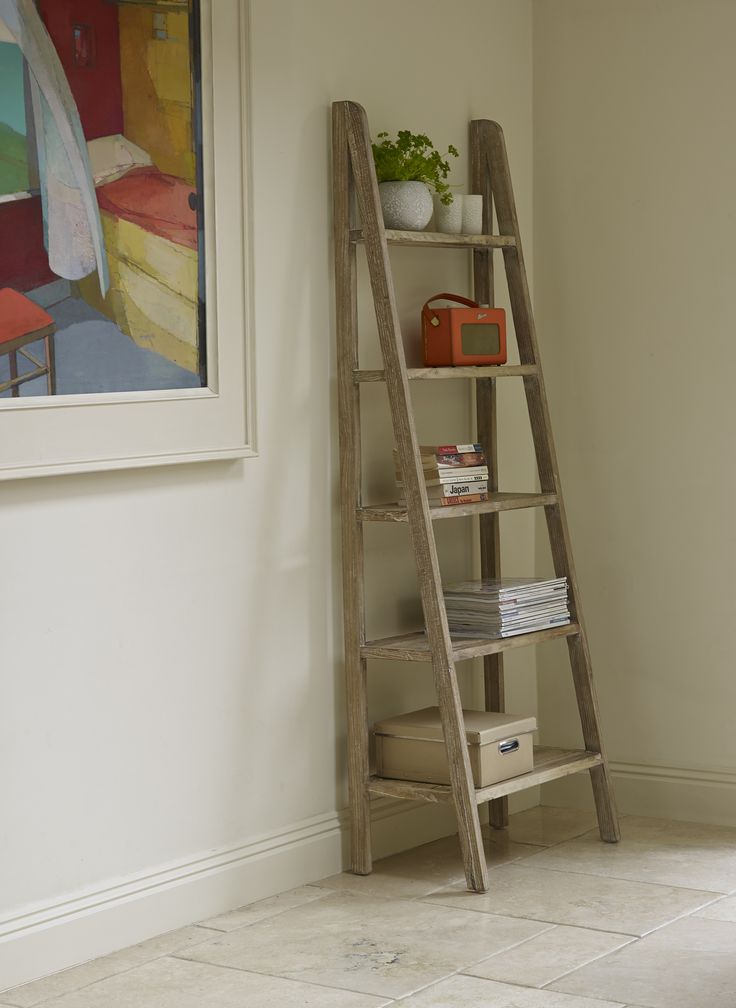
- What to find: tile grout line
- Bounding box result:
[485,856,732,895]
[195,885,332,932]
[460,923,641,988]
[534,908,736,995]
[164,961,402,1004]
[417,895,718,939]
[12,953,399,1008]
[169,952,432,1002]
[416,896,646,936]
[510,935,640,990]
[2,891,344,1000]
[171,912,559,1004]
[403,853,546,902]
[0,928,232,1008]
[371,938,551,1006]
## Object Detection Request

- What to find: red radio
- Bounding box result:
[422,293,507,367]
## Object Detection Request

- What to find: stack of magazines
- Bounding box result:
[444,577,570,638]
[395,443,489,507]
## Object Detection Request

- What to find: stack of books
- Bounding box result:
[443,577,570,638]
[394,443,489,507]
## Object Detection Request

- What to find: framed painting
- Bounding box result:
[0,0,254,479]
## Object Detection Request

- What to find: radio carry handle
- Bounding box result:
[422,293,479,329]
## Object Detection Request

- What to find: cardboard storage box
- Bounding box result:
[373,706,537,788]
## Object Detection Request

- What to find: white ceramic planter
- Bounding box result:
[434,194,463,234]
[462,194,483,234]
[378,181,433,230]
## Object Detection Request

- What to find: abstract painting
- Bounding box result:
[0,0,207,398]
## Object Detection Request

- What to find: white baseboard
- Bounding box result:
[0,797,458,992]
[541,759,736,828]
[9,759,716,993]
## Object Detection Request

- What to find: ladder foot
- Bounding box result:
[456,807,490,893]
[350,832,372,875]
[590,763,621,843]
[349,794,373,876]
[464,848,489,893]
[488,796,509,830]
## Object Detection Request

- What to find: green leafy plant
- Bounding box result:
[372,130,459,205]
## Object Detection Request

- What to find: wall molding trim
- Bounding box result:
[541,758,736,828]
[0,797,456,992]
[610,758,736,790]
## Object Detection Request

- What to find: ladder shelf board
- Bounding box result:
[359,493,558,523]
[354,364,538,383]
[350,229,517,249]
[367,748,602,804]
[476,748,603,804]
[362,623,580,662]
[367,777,452,804]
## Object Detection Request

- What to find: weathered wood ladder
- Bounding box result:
[332,99,619,893]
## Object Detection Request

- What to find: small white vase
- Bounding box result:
[378,181,433,230]
[434,194,463,234]
[462,194,484,234]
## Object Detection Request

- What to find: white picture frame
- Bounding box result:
[0,0,256,481]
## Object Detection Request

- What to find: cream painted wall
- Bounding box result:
[533,0,736,823]
[0,0,534,989]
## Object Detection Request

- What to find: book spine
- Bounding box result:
[397,473,489,487]
[394,452,488,468]
[437,492,488,506]
[433,459,483,469]
[436,443,483,455]
[430,453,487,468]
[429,481,489,497]
[398,493,489,506]
[433,470,488,482]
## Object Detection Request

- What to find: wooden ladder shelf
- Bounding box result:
[332,99,619,894]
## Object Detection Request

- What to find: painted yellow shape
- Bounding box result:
[79,211,199,374]
[117,257,196,349]
[81,257,198,374]
[113,217,197,301]
[119,7,196,184]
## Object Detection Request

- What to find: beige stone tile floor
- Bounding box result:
[2,806,736,1007]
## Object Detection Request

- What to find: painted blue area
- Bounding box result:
[0,40,26,135]
[0,297,203,397]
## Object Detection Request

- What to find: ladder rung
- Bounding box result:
[362,623,580,662]
[354,364,538,383]
[359,493,557,523]
[367,748,602,804]
[367,777,453,803]
[350,228,517,249]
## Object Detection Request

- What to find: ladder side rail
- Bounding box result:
[479,119,620,842]
[340,100,489,891]
[332,105,372,874]
[470,120,507,831]
[479,117,586,637]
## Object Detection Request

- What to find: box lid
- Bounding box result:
[373,706,537,745]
